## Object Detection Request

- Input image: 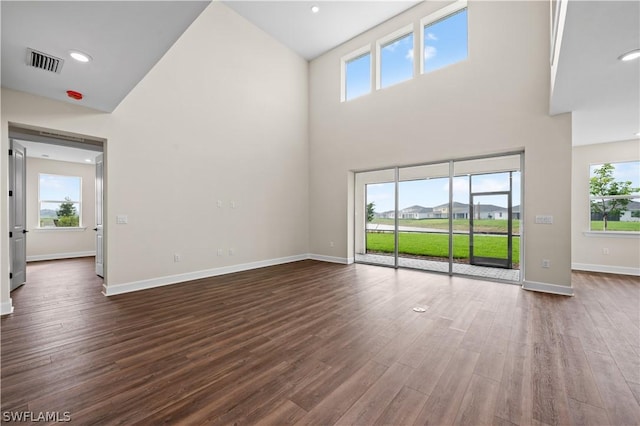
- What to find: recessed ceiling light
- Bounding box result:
[311,5,320,13]
[85,159,92,162]
[69,50,92,63]
[619,49,640,62]
[635,131,640,137]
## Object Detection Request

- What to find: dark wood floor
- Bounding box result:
[1,258,639,425]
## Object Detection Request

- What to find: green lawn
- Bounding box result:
[367,232,520,262]
[590,221,640,232]
[371,218,520,234]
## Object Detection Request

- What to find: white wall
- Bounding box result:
[1,2,309,310]
[25,157,96,261]
[308,1,573,294]
[572,140,640,275]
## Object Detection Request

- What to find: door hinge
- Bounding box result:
[9,232,12,238]
[8,149,13,156]
[8,190,12,197]
[9,272,12,279]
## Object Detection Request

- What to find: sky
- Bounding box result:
[39,174,81,212]
[367,172,522,213]
[590,161,640,190]
[345,8,468,101]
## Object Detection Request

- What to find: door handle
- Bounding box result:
[22,229,28,234]
[93,228,98,231]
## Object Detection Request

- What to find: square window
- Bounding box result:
[39,174,82,227]
[379,31,414,89]
[422,6,468,74]
[589,161,640,232]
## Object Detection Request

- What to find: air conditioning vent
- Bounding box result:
[26,48,63,73]
[39,131,85,143]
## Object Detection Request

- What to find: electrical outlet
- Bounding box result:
[330,241,334,247]
[603,248,610,255]
[174,254,181,263]
[229,248,235,256]
[542,259,551,268]
[217,248,224,256]
[217,200,223,208]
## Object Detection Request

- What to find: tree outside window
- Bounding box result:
[589,162,640,232]
[39,174,82,227]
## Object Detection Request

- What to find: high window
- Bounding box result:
[421,1,468,74]
[342,46,371,102]
[589,161,640,232]
[377,26,414,89]
[39,174,82,227]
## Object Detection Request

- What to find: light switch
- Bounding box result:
[116,215,128,224]
[535,215,553,224]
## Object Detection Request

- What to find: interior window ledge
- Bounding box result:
[34,227,88,232]
[583,231,640,239]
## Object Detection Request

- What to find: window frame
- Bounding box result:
[587,161,640,234]
[420,0,468,75]
[38,173,83,228]
[341,44,372,102]
[375,23,415,90]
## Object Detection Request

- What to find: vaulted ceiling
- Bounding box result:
[2,1,638,146]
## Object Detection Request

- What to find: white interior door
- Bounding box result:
[9,140,27,291]
[95,153,104,277]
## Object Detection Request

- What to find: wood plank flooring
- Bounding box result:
[1,258,639,425]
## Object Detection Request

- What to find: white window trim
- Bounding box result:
[420,0,468,75]
[588,161,640,233]
[38,173,83,229]
[33,227,88,232]
[375,23,414,90]
[589,194,640,200]
[341,44,372,102]
[582,231,640,239]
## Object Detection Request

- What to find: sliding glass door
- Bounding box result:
[355,169,397,267]
[397,163,450,273]
[354,153,522,282]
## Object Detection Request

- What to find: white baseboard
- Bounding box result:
[0,298,14,316]
[103,254,309,296]
[522,280,574,296]
[572,263,640,276]
[307,254,351,264]
[27,251,96,262]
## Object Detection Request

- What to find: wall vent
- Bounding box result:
[26,48,63,73]
[39,131,85,143]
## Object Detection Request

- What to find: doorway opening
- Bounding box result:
[355,152,523,283]
[8,125,106,302]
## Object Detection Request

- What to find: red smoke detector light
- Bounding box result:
[66,90,83,100]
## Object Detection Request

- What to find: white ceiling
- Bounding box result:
[550,0,640,145]
[223,0,421,60]
[1,1,210,112]
[1,1,637,147]
[16,140,101,165]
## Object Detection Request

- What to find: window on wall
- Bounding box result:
[342,47,371,102]
[39,174,82,227]
[421,1,468,74]
[378,27,414,89]
[589,161,640,232]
